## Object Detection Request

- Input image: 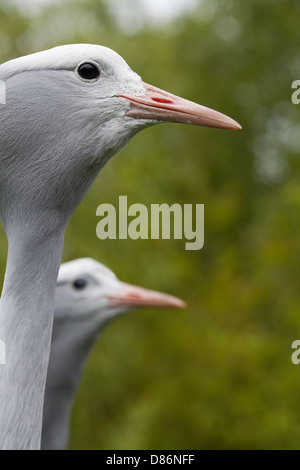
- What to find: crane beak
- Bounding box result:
[117,82,242,130]
[106,282,186,310]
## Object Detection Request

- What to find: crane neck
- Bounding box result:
[0,216,66,450]
[41,315,105,450]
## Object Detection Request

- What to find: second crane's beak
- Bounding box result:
[106,282,186,310]
[117,82,242,130]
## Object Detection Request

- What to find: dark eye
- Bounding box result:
[77,62,100,81]
[73,279,87,290]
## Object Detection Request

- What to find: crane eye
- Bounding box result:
[77,62,100,81]
[73,279,87,290]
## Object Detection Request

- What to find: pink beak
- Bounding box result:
[106,282,186,310]
[118,82,241,130]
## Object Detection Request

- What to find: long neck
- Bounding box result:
[0,219,66,450]
[41,317,105,450]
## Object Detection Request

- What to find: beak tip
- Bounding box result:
[233,122,242,131]
[220,117,242,131]
[162,295,186,309]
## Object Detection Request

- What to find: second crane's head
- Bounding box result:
[55,258,185,327]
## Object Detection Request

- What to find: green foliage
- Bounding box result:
[1,0,300,450]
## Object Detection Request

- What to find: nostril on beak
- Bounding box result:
[128,292,143,299]
[151,97,173,104]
